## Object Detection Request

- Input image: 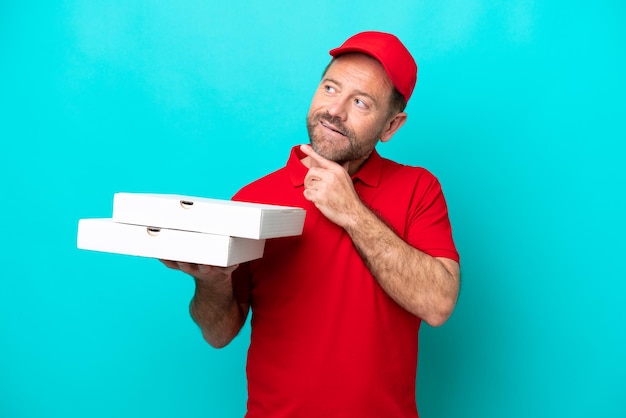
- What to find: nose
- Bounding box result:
[325,96,349,121]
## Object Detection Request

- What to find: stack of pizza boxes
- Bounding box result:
[77,193,306,266]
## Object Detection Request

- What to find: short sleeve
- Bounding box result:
[406,174,459,263]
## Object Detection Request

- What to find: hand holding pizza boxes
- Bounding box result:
[77,193,306,267]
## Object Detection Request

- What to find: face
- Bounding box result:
[306,53,398,164]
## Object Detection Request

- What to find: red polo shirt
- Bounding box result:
[232,145,459,418]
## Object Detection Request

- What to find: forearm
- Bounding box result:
[298,144,459,324]
[189,275,247,348]
[345,204,460,326]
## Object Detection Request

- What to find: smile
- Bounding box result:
[320,121,346,137]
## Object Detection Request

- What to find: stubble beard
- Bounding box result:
[306,111,380,165]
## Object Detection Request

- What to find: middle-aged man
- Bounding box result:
[162,31,460,418]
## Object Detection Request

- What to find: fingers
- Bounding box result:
[304,170,321,189]
[301,144,351,175]
[301,143,342,189]
[160,259,180,270]
[160,259,198,273]
[300,144,336,169]
[221,264,240,275]
[160,259,239,280]
[177,261,198,273]
[160,259,199,271]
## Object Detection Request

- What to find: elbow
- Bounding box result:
[421,296,457,327]
[423,311,451,327]
[202,329,236,349]
[422,265,460,327]
[198,311,246,348]
[189,300,248,349]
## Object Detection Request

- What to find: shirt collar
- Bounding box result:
[287,145,383,188]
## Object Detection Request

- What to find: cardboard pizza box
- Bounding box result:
[112,193,306,239]
[77,218,266,267]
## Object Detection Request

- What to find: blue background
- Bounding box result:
[1,1,625,417]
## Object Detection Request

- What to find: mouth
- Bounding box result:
[320,120,347,137]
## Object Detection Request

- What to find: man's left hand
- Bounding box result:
[300,144,365,228]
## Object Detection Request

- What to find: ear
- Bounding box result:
[380,112,407,143]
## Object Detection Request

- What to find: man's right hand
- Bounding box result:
[160,259,239,282]
[160,259,246,348]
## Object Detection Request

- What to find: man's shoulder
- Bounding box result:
[379,155,440,185]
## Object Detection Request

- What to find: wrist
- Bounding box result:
[343,201,373,233]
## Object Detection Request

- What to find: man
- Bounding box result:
[162,31,460,417]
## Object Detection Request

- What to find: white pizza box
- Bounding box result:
[77,218,266,267]
[111,193,306,239]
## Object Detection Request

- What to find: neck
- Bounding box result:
[342,154,370,175]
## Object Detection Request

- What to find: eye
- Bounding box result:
[354,98,368,109]
[324,85,336,94]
